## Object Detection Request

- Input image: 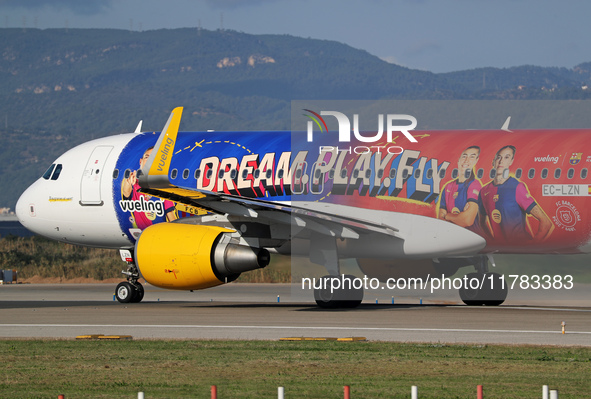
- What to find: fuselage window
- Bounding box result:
[124,169,131,179]
[266,169,273,179]
[365,169,372,179]
[242,169,248,179]
[207,169,213,179]
[554,168,561,179]
[253,169,260,179]
[329,169,335,179]
[402,169,409,179]
[541,168,548,179]
[218,169,225,179]
[464,169,471,179]
[426,169,433,179]
[414,169,421,179]
[528,168,535,179]
[50,164,63,181]
[112,169,119,179]
[438,168,446,179]
[515,168,522,179]
[231,169,238,180]
[477,168,484,179]
[390,168,397,179]
[567,168,575,179]
[489,169,496,179]
[581,168,588,179]
[377,169,384,179]
[182,169,190,179]
[278,170,285,179]
[352,169,359,179]
[194,169,201,179]
[451,168,458,179]
[170,169,178,179]
[42,164,55,180]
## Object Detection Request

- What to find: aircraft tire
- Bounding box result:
[480,272,507,306]
[130,282,144,303]
[115,282,134,303]
[459,272,508,306]
[314,275,363,309]
[459,272,482,306]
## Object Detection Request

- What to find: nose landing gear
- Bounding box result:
[115,280,144,303]
[115,249,144,303]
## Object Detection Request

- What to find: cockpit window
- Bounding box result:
[42,164,56,180]
[50,164,63,180]
[43,163,62,180]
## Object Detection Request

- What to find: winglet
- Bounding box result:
[138,107,183,189]
[501,116,512,132]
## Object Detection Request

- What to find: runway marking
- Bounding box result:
[2,324,591,335]
[457,306,591,313]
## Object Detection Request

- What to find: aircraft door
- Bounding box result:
[80,145,113,206]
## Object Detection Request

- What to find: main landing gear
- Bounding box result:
[309,234,364,309]
[458,256,508,306]
[115,250,144,303]
[314,275,364,309]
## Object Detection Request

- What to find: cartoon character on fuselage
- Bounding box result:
[121,146,177,230]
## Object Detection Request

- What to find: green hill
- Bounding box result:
[0,28,450,135]
[2,28,591,208]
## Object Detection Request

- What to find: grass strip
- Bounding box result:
[1,339,590,398]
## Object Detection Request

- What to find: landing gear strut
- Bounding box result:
[309,234,364,308]
[459,256,507,306]
[116,250,144,303]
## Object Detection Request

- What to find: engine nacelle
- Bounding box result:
[135,223,270,290]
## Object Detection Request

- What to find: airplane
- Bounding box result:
[15,107,588,308]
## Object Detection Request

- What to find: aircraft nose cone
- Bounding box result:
[15,185,36,231]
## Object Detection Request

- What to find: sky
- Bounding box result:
[0,0,590,73]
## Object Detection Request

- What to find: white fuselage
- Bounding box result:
[16,134,135,248]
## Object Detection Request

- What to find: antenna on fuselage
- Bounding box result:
[501,116,512,132]
[134,120,143,133]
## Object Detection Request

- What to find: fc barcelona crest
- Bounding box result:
[570,152,582,166]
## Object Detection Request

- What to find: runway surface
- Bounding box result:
[1,283,590,345]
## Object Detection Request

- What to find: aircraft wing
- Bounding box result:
[139,186,400,240]
[137,107,400,241]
